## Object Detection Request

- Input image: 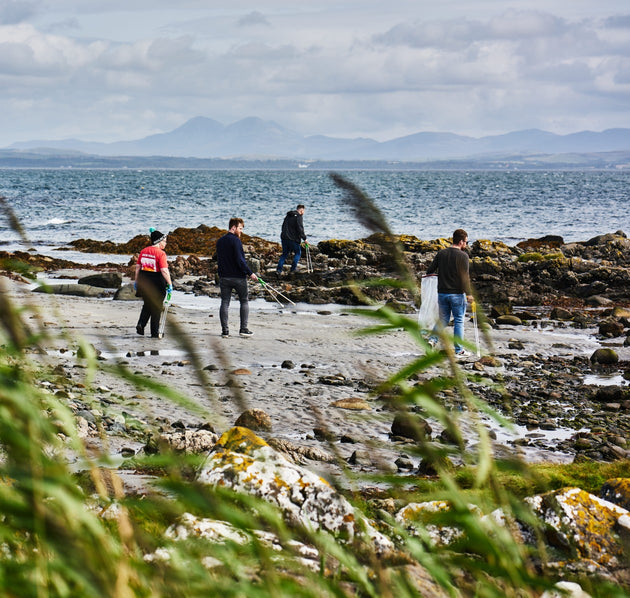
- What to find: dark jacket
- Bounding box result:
[280,210,306,242]
[426,246,470,294]
[216,232,253,278]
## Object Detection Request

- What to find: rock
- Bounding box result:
[281,360,295,369]
[113,283,140,301]
[330,397,371,410]
[267,438,335,464]
[586,295,613,307]
[478,355,502,367]
[525,487,629,568]
[197,427,393,554]
[550,307,573,321]
[396,500,479,546]
[394,456,414,470]
[32,283,108,298]
[590,348,619,364]
[313,427,336,441]
[541,581,592,598]
[234,408,272,432]
[78,272,123,288]
[145,429,218,454]
[490,304,512,317]
[231,368,252,375]
[347,450,372,466]
[495,315,523,326]
[598,319,625,338]
[391,413,432,441]
[162,512,321,571]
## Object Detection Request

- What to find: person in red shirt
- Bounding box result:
[134,229,172,338]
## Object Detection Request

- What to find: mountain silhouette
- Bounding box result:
[8,117,630,161]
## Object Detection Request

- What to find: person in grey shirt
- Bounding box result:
[427,228,472,355]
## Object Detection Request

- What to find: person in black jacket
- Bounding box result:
[215,217,259,337]
[276,204,307,275]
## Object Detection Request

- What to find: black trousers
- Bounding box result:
[136,272,166,337]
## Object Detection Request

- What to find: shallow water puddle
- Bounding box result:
[583,373,628,386]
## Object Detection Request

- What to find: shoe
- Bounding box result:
[221,330,230,338]
[455,349,472,358]
[136,324,144,336]
[427,337,437,348]
[239,328,254,337]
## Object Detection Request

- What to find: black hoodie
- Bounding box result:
[280,210,306,242]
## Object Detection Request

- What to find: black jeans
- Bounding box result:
[219,277,249,332]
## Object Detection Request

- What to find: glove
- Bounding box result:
[164,285,173,305]
[133,281,137,291]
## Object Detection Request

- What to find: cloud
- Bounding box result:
[0,0,39,25]
[236,11,270,28]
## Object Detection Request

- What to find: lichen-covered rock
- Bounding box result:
[525,487,629,568]
[395,500,481,546]
[151,512,321,571]
[197,427,393,554]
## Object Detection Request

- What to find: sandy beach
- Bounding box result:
[5,269,628,488]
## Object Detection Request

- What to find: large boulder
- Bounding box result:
[32,283,108,298]
[77,272,123,288]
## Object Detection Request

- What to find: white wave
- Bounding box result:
[45,218,71,225]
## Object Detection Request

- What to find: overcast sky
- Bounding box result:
[0,0,629,146]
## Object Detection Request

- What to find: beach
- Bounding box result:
[5,268,629,489]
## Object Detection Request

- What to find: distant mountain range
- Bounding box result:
[7,116,630,162]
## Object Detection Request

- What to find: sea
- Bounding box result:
[0,168,628,260]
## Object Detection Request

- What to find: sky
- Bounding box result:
[0,0,629,146]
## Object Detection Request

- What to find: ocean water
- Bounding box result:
[0,169,628,253]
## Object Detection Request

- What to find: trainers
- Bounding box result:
[221,329,230,338]
[455,349,472,358]
[427,337,437,348]
[136,324,144,336]
[239,328,254,337]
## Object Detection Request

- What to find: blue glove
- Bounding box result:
[133,281,137,291]
[166,284,173,293]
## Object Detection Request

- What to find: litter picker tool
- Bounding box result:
[304,242,313,273]
[258,278,296,306]
[471,300,481,357]
[157,288,172,339]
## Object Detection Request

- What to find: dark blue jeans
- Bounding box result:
[219,277,249,332]
[276,239,302,272]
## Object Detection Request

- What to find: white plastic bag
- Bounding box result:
[418,275,439,331]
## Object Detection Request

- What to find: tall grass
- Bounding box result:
[0,190,626,597]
